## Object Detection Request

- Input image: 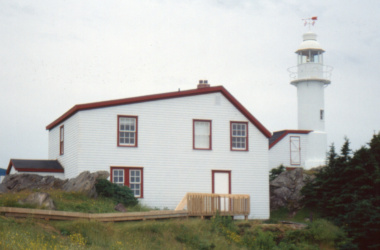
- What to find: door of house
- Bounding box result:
[212,170,231,211]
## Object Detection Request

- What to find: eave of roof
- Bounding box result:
[46,86,272,138]
[7,159,64,175]
[269,129,312,149]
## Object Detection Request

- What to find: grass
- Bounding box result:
[0,190,350,249]
[0,214,349,249]
[267,207,321,223]
[0,189,151,213]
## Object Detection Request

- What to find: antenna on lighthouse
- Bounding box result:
[302,16,318,30]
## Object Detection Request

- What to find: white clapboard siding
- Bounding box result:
[269,133,308,170]
[48,113,79,178]
[48,92,269,219]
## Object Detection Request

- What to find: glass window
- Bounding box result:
[60,125,64,155]
[111,167,143,198]
[113,169,124,186]
[231,122,248,151]
[118,116,137,147]
[130,170,141,197]
[194,120,211,150]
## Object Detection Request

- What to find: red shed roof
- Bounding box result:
[7,159,64,175]
[46,86,272,138]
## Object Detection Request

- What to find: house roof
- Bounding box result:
[6,159,64,175]
[46,85,272,138]
[269,130,312,149]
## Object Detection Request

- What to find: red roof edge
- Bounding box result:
[14,168,64,173]
[46,86,272,138]
[269,129,312,149]
[6,160,13,175]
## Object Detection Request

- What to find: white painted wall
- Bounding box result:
[269,133,309,170]
[48,113,80,178]
[305,131,327,168]
[48,92,269,219]
[296,80,325,131]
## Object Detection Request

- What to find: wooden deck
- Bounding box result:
[176,193,250,220]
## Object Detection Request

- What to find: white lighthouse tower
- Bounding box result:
[269,20,333,170]
[288,26,333,168]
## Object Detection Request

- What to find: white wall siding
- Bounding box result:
[48,113,79,178]
[269,134,308,170]
[50,92,270,219]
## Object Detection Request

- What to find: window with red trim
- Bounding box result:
[111,167,143,198]
[193,120,212,150]
[230,122,248,151]
[59,125,64,155]
[118,116,138,147]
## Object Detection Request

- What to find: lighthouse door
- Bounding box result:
[290,136,301,165]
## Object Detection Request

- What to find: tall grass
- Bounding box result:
[0,214,351,249]
[0,189,150,213]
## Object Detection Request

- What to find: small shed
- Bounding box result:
[7,159,65,179]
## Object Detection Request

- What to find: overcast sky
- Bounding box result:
[1,0,379,169]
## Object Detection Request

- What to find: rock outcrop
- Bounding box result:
[63,171,109,198]
[0,171,109,198]
[18,192,56,210]
[114,203,127,212]
[270,168,315,211]
[0,174,67,193]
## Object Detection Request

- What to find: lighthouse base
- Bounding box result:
[304,131,327,169]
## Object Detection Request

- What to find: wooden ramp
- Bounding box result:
[0,207,188,222]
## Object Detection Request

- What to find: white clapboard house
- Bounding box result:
[7,82,271,219]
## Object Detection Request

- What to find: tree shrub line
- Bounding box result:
[302,133,380,249]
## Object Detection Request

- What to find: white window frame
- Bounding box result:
[60,125,64,155]
[129,169,142,197]
[231,122,248,151]
[118,116,137,147]
[193,120,212,150]
[112,169,125,186]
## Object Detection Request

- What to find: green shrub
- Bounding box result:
[270,164,286,181]
[242,228,277,249]
[284,219,352,249]
[95,179,138,207]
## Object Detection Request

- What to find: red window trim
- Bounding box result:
[117,115,138,147]
[59,125,64,155]
[193,119,212,150]
[211,170,231,194]
[110,166,144,198]
[290,136,301,165]
[230,121,249,151]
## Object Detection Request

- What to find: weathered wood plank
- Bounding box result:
[0,207,188,222]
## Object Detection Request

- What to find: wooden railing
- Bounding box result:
[0,207,188,222]
[176,193,250,219]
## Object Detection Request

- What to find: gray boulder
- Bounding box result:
[114,203,127,212]
[18,192,56,210]
[270,168,315,211]
[0,174,67,193]
[62,171,109,198]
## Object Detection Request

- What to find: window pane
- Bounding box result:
[194,121,211,149]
